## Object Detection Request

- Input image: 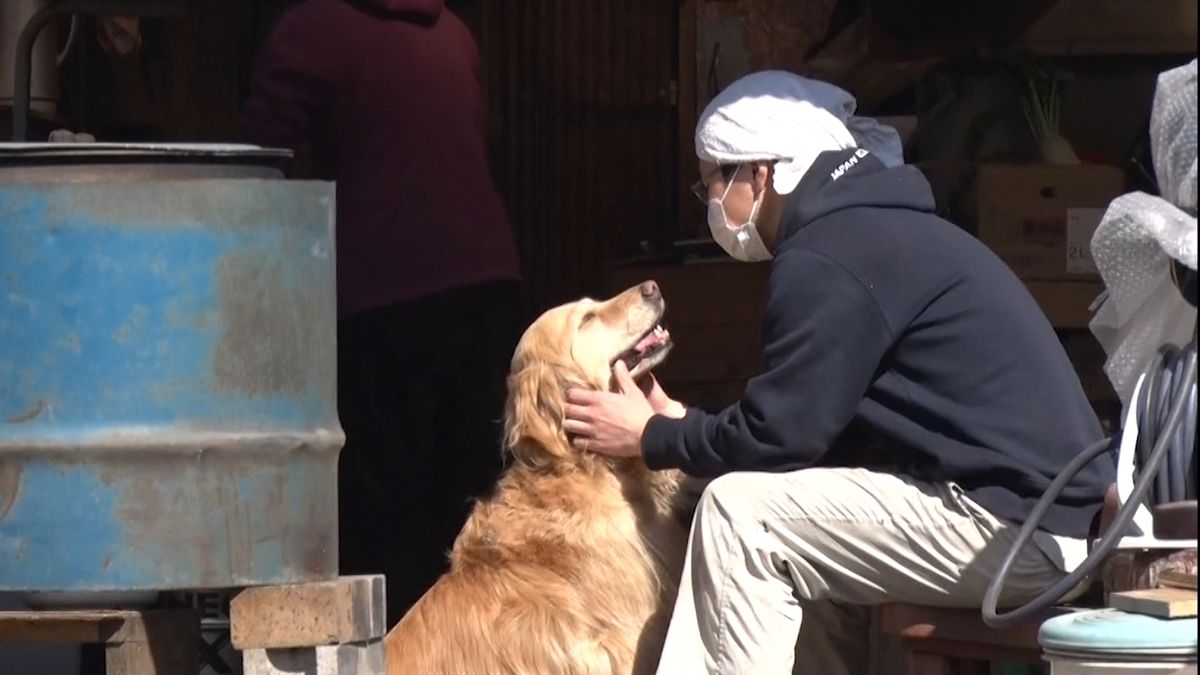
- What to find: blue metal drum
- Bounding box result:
[0,144,342,594]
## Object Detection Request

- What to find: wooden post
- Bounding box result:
[0,609,199,675]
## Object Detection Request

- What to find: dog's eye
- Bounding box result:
[579,311,597,327]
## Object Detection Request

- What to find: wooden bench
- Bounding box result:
[879,603,1066,675]
[0,609,198,675]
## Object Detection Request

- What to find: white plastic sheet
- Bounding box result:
[1089,59,1198,412]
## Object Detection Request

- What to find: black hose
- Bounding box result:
[1177,346,1193,498]
[982,345,1198,629]
[1166,347,1186,502]
[1186,364,1195,500]
[1185,382,1197,500]
[1154,346,1174,503]
[1139,349,1163,502]
[1138,342,1197,505]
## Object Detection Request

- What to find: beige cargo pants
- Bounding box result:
[654,467,1089,675]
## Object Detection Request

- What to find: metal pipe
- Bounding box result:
[2,0,57,122]
[12,0,186,140]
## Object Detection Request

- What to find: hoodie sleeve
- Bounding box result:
[239,7,334,151]
[642,249,894,476]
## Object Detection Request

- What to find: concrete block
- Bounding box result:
[230,575,385,650]
[242,640,385,675]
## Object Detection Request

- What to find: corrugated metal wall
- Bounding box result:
[481,0,681,319]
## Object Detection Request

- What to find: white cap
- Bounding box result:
[695,70,904,194]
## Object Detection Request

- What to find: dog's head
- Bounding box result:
[504,281,672,468]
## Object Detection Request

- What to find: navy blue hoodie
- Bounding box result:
[642,149,1114,538]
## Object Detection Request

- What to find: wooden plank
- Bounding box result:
[1110,588,1198,618]
[0,610,142,644]
[961,660,992,675]
[0,608,199,675]
[655,323,761,384]
[878,604,1065,652]
[903,639,1045,674]
[1159,572,1199,591]
[610,264,1102,330]
[606,261,770,326]
[1022,0,1197,55]
[106,637,198,675]
[677,0,700,239]
[909,651,956,675]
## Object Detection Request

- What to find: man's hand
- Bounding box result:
[563,362,685,458]
[637,372,688,419]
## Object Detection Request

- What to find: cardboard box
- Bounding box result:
[918,163,1125,279]
[918,163,1127,281]
[1021,0,1197,56]
[971,164,1126,281]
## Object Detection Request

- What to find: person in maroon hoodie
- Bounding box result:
[240,0,522,626]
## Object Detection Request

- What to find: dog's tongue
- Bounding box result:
[634,325,670,354]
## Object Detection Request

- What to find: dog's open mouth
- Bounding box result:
[615,323,673,379]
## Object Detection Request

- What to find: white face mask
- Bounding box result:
[706,166,773,262]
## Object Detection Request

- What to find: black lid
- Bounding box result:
[0,142,292,170]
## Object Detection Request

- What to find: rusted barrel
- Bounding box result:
[0,144,342,599]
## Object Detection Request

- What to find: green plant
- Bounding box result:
[1002,52,1080,165]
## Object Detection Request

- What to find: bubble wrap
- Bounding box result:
[1151,59,1198,216]
[1089,59,1198,412]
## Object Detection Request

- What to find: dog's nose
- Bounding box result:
[640,280,660,299]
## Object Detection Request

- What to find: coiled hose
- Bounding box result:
[1143,342,1198,506]
[981,338,1198,629]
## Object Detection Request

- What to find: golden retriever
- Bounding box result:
[384,281,694,675]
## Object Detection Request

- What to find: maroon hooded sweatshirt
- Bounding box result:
[240,0,520,319]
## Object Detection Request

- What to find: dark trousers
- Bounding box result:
[336,281,520,627]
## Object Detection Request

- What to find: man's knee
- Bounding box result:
[696,472,771,524]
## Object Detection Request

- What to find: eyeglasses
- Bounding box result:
[690,163,740,204]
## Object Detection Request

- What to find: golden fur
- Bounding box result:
[384,283,693,675]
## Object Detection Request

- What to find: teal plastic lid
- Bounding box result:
[1039,609,1198,657]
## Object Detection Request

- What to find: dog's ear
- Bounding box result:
[504,361,573,468]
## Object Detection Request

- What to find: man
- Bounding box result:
[564,71,1114,674]
[240,0,521,626]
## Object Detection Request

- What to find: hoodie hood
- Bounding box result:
[778,149,935,242]
[354,0,443,19]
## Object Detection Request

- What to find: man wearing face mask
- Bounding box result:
[563,71,1113,674]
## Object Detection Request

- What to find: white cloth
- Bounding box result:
[653,468,1087,675]
[695,70,904,195]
